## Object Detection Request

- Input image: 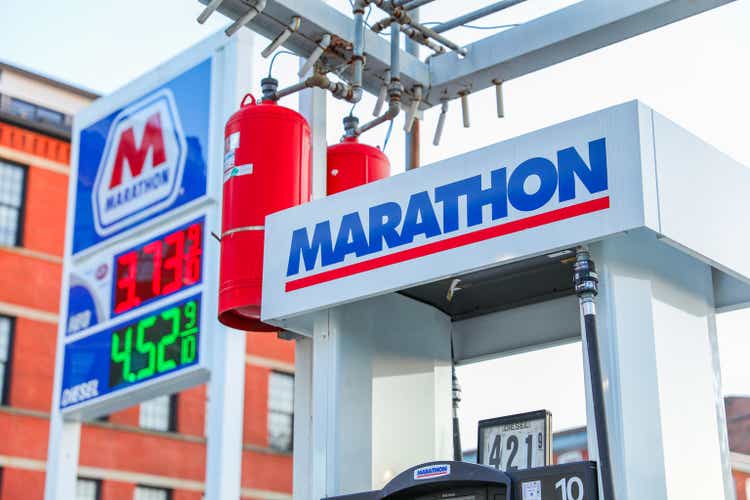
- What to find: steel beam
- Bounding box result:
[198,0,429,99]
[200,0,735,109]
[425,0,735,106]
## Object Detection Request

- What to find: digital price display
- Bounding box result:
[109,297,199,388]
[112,219,203,316]
[60,294,202,412]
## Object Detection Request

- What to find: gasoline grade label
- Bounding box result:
[478,411,550,472]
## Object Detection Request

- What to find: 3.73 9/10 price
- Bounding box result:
[113,220,203,315]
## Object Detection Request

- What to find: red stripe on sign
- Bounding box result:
[285,196,610,292]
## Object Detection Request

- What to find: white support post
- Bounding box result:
[298,71,327,200]
[293,336,314,500]
[204,31,254,500]
[584,229,733,499]
[44,336,81,500]
[296,61,331,499]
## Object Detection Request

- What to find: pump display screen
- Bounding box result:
[60,294,202,411]
[112,219,203,316]
[109,296,200,387]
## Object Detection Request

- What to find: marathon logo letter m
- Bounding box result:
[92,89,187,235]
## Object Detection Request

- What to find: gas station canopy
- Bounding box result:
[262,100,750,362]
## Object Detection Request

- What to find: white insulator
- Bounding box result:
[404,86,423,133]
[493,79,504,118]
[261,17,300,58]
[460,92,470,128]
[373,71,390,116]
[225,0,266,37]
[197,0,224,24]
[433,99,449,146]
[298,34,331,77]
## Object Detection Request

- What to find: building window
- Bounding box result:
[7,97,65,127]
[8,98,36,120]
[76,478,101,500]
[0,160,26,246]
[134,486,171,500]
[268,371,294,452]
[0,315,14,405]
[139,394,176,432]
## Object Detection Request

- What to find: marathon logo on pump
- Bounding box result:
[414,464,451,480]
[284,139,608,292]
[92,89,187,236]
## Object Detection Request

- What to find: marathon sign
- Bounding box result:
[285,138,607,291]
[72,58,211,254]
[262,102,649,321]
[92,89,186,235]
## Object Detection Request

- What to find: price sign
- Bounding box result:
[109,297,199,387]
[112,219,203,316]
[477,410,552,472]
[60,294,202,415]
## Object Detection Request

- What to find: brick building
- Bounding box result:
[0,61,294,499]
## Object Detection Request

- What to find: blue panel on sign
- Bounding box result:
[60,294,201,410]
[72,58,211,254]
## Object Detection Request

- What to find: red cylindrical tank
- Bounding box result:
[219,93,311,331]
[326,136,390,195]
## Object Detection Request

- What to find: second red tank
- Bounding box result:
[327,116,390,195]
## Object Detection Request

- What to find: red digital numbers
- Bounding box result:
[113,222,203,315]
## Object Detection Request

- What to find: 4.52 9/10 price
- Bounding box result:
[109,297,200,388]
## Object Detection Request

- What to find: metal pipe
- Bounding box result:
[401,25,446,54]
[396,0,436,9]
[574,247,617,500]
[390,23,401,81]
[407,19,466,55]
[493,79,504,118]
[298,34,331,77]
[225,0,266,37]
[197,0,224,24]
[433,98,448,145]
[261,16,301,58]
[432,0,527,33]
[352,2,366,94]
[357,22,402,136]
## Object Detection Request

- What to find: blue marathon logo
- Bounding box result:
[286,138,608,279]
[414,464,451,480]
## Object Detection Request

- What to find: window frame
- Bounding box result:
[0,159,28,247]
[0,314,16,406]
[75,477,102,500]
[139,393,178,433]
[267,370,294,453]
[134,485,172,500]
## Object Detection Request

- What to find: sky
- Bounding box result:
[1,0,749,451]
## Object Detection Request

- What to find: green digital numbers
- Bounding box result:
[181,300,198,364]
[109,297,200,388]
[135,314,157,379]
[158,306,180,373]
[111,327,133,384]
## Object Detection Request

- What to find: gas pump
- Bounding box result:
[324,461,599,500]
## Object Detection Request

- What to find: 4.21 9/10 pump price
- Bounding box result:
[109,297,200,388]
